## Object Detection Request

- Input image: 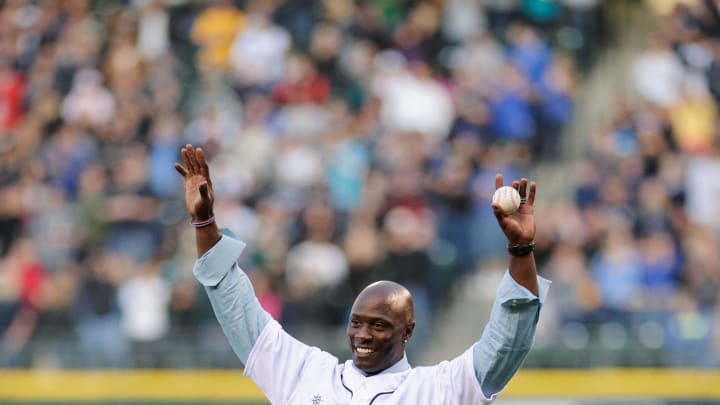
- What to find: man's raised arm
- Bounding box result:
[472,174,551,400]
[175,144,270,365]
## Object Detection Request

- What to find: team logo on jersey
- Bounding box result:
[311,394,323,404]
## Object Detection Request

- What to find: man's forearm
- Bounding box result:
[204,264,271,365]
[195,223,222,257]
[193,234,271,365]
[473,271,550,399]
[509,253,538,296]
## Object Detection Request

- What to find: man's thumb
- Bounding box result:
[199,182,210,200]
[491,203,505,221]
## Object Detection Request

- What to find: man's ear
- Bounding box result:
[404,320,416,341]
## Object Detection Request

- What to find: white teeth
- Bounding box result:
[356,348,374,354]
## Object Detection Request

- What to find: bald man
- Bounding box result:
[348,281,414,375]
[175,145,550,404]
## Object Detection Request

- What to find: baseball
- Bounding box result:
[492,186,521,214]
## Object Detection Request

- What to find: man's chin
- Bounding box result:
[353,356,381,374]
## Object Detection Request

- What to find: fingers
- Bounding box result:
[197,147,210,181]
[187,144,201,173]
[180,144,210,177]
[495,174,534,206]
[181,145,195,174]
[517,178,527,199]
[516,178,536,206]
[527,181,536,206]
[491,202,505,221]
[174,162,187,177]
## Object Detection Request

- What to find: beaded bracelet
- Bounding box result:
[190,215,215,228]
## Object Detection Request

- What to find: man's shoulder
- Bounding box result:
[408,347,476,377]
[249,320,341,366]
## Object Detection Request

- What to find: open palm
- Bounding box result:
[174,144,214,221]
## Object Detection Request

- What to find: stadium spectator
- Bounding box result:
[189,0,244,71]
[5,0,717,370]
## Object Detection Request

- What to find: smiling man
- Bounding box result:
[175,144,550,404]
[348,281,414,375]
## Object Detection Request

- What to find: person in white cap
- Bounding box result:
[175,144,550,404]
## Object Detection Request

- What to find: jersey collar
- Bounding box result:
[342,353,412,395]
[350,352,411,377]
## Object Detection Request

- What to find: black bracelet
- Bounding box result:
[508,241,535,257]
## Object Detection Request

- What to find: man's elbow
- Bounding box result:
[478,347,532,399]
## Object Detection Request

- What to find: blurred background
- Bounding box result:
[0,0,718,403]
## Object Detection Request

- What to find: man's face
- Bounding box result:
[346,290,412,374]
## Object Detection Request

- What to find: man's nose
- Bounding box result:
[355,324,372,340]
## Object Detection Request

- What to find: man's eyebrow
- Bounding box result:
[350,313,394,323]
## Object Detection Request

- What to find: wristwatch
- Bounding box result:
[507,241,535,257]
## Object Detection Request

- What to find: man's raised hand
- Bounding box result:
[491,173,536,245]
[174,144,214,222]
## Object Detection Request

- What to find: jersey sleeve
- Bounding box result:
[473,270,551,398]
[193,232,272,365]
[243,320,338,404]
[429,270,548,405]
[423,347,493,404]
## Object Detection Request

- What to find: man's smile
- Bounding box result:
[355,347,376,356]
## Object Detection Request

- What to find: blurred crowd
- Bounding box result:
[15,0,716,370]
[536,0,720,367]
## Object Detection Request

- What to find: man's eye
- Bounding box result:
[350,320,360,327]
[374,323,386,330]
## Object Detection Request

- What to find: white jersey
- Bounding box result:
[245,320,491,404]
[194,234,551,405]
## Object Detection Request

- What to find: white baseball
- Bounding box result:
[492,186,521,214]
